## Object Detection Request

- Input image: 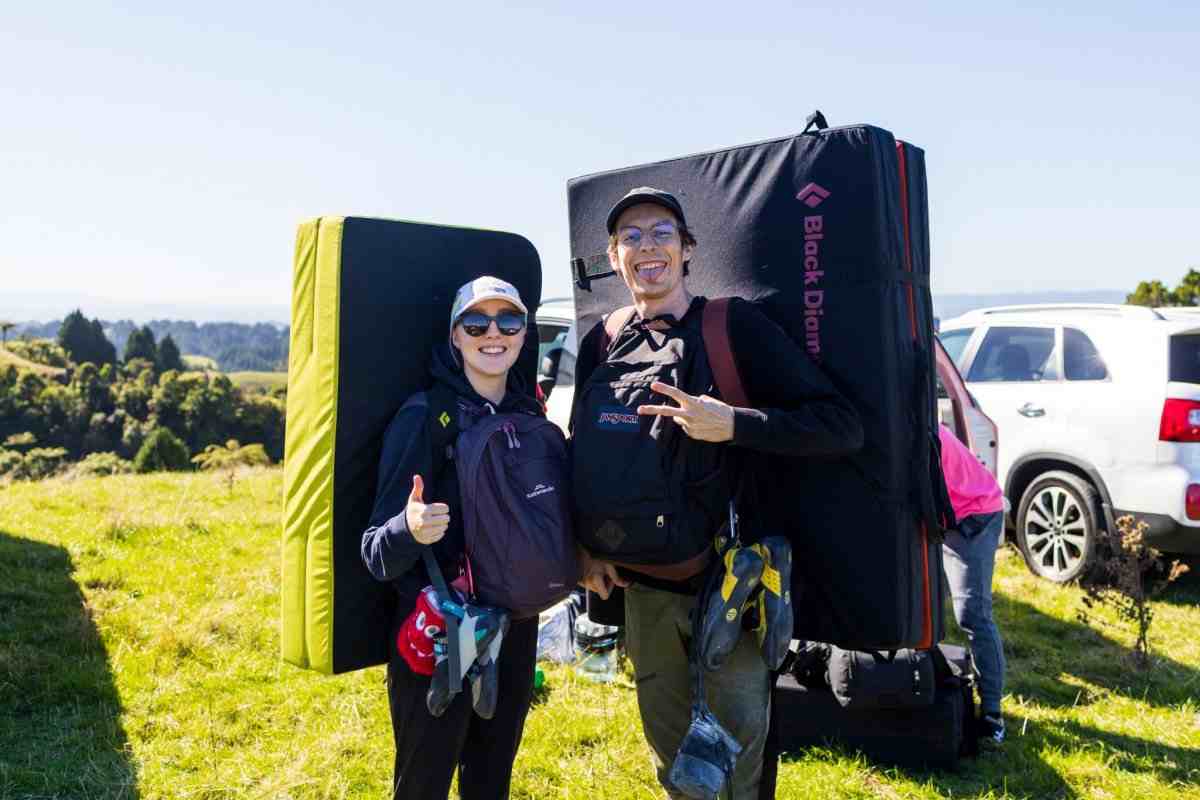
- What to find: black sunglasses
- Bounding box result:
[457,310,527,337]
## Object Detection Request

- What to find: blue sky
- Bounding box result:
[3,1,1197,321]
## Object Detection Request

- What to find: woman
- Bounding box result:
[938,423,1007,745]
[360,276,545,799]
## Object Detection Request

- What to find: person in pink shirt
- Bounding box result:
[938,424,1007,745]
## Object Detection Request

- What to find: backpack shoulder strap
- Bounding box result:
[701,297,750,408]
[595,305,638,361]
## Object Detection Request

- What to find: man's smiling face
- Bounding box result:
[608,202,693,306]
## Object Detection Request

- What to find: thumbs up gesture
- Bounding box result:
[405,475,450,544]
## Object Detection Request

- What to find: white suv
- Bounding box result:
[939,304,1200,582]
[535,298,578,429]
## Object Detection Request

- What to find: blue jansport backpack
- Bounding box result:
[415,384,579,619]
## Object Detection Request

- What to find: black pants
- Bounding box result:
[386,616,538,800]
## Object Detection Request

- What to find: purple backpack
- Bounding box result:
[422,385,579,619]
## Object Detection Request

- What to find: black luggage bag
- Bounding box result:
[773,643,979,768]
[569,115,950,649]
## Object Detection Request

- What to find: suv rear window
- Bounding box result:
[1064,328,1108,381]
[1170,334,1200,383]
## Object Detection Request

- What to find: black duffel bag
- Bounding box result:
[827,646,936,710]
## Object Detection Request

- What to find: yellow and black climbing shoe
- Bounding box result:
[697,545,765,671]
[749,536,793,670]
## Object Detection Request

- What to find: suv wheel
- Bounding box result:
[1016,470,1099,583]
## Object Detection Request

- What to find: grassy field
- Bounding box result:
[1,469,1197,799]
[227,372,287,394]
[181,355,219,371]
[0,347,65,378]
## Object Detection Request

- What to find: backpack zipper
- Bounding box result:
[502,421,521,449]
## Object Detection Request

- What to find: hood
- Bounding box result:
[430,342,541,414]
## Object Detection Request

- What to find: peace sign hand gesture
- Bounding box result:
[636,381,736,443]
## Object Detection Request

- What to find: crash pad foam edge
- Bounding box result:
[281,216,343,674]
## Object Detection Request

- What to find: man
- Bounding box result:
[571,187,864,798]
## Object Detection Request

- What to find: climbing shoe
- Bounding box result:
[467,609,508,719]
[697,544,764,672]
[426,636,456,717]
[426,601,509,718]
[749,536,793,670]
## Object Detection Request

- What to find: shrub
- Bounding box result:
[133,428,191,473]
[70,451,134,477]
[1077,515,1191,669]
[191,439,271,471]
[3,432,37,451]
[8,338,70,368]
[20,447,70,480]
[0,449,21,478]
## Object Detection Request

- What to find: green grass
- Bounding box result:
[181,355,218,371]
[227,371,287,393]
[1,470,1198,799]
[0,346,65,377]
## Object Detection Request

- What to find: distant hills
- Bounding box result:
[6,289,1129,329]
[11,318,289,373]
[6,289,1129,371]
[0,292,289,326]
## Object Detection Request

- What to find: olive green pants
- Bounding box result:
[625,581,771,800]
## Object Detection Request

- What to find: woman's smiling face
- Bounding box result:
[451,297,526,380]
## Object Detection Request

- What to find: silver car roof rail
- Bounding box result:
[955,303,1165,322]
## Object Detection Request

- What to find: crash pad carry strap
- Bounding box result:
[425,383,461,479]
[416,384,470,695]
[701,298,749,409]
[596,305,638,359]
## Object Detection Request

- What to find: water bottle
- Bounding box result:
[573,612,621,683]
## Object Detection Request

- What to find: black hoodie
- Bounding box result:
[360,342,542,605]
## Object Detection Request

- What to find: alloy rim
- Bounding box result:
[1023,486,1088,580]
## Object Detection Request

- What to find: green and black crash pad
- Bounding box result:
[282,217,541,674]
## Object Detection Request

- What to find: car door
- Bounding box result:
[935,337,998,476]
[1052,326,1126,477]
[962,325,1064,489]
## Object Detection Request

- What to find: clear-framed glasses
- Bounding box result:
[617,222,679,248]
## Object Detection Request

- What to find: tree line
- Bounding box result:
[1126,269,1200,307]
[1,311,285,480]
[13,315,289,372]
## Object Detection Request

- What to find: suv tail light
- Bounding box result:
[1159,398,1200,442]
[1187,485,1200,521]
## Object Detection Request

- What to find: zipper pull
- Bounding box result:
[501,421,520,449]
[656,515,665,528]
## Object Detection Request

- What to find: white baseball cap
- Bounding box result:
[449,276,528,334]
